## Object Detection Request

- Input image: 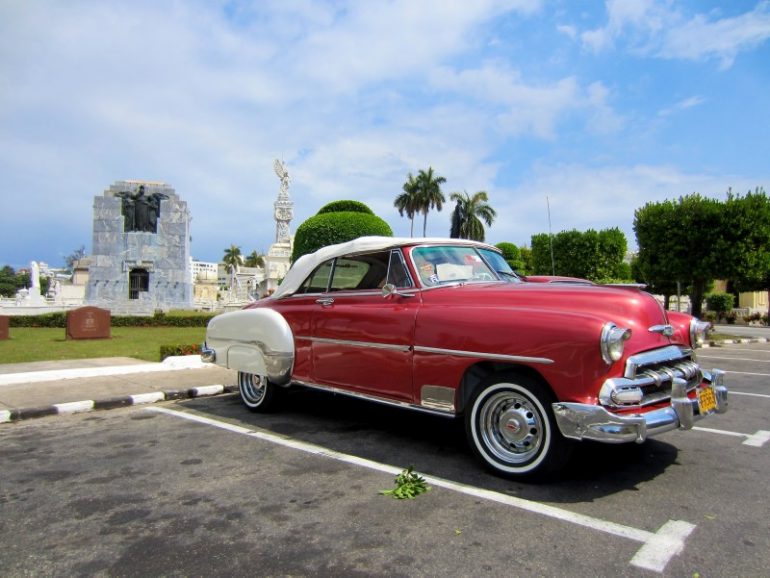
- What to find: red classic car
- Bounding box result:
[203,236,728,479]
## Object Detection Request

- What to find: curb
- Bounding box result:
[0,384,238,424]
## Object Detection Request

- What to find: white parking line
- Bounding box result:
[148,406,695,573]
[693,427,770,447]
[703,347,770,353]
[697,356,770,363]
[731,391,770,399]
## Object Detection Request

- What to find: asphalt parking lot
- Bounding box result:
[1,342,768,576]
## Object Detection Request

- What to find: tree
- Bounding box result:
[632,199,682,307]
[449,190,496,241]
[715,187,770,319]
[244,251,265,268]
[222,245,242,289]
[415,167,446,237]
[64,245,86,272]
[0,265,17,297]
[595,228,628,281]
[530,228,629,282]
[495,242,524,272]
[394,173,420,237]
[634,195,721,317]
[519,246,534,275]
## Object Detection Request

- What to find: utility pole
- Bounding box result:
[547,196,556,276]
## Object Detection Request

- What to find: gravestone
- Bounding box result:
[85,180,193,314]
[66,306,111,340]
[0,316,9,340]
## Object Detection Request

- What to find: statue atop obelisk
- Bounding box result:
[273,159,294,244]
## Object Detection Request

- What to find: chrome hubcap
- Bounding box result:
[240,373,266,405]
[478,390,544,464]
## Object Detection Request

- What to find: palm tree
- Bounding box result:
[394,173,420,237]
[415,167,446,237]
[448,190,497,242]
[244,250,265,268]
[222,245,242,290]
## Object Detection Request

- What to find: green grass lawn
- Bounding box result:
[0,326,207,364]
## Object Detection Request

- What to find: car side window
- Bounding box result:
[299,260,334,293]
[387,250,413,288]
[329,252,390,291]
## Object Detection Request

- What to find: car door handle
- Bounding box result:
[315,297,334,307]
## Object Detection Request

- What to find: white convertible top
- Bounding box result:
[271,236,498,299]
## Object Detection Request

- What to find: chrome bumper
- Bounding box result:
[552,369,728,444]
[200,344,216,363]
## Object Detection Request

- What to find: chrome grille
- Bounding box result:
[600,346,703,409]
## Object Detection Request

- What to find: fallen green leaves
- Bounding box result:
[380,466,431,500]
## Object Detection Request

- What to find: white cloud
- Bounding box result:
[657,95,705,117]
[576,0,770,69]
[580,0,668,53]
[290,0,542,92]
[657,2,770,69]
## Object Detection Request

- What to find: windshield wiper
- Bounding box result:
[496,270,519,280]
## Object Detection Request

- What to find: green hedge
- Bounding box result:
[291,211,393,261]
[8,312,67,328]
[160,343,202,360]
[9,311,216,328]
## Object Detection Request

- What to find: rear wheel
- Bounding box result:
[238,371,281,412]
[465,373,572,479]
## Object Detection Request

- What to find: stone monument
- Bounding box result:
[86,180,193,314]
[262,160,294,295]
[24,261,46,305]
[66,306,111,340]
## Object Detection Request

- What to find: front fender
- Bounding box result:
[205,308,294,385]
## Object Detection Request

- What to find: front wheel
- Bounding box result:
[465,373,573,480]
[238,371,281,412]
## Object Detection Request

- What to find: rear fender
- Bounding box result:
[205,308,294,385]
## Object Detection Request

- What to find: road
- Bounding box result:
[1,343,768,576]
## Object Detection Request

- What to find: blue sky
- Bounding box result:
[2,0,769,269]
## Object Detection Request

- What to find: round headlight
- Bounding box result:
[601,323,632,364]
[690,318,711,348]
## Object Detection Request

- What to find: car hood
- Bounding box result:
[420,281,679,349]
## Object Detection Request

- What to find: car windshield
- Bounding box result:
[411,246,499,286]
[478,248,521,283]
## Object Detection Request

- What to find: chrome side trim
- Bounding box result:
[292,380,456,417]
[413,345,554,365]
[295,335,411,353]
[281,289,421,299]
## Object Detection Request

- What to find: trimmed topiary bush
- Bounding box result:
[317,200,374,215]
[292,211,393,262]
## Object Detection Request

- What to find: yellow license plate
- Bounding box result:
[697,386,717,415]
